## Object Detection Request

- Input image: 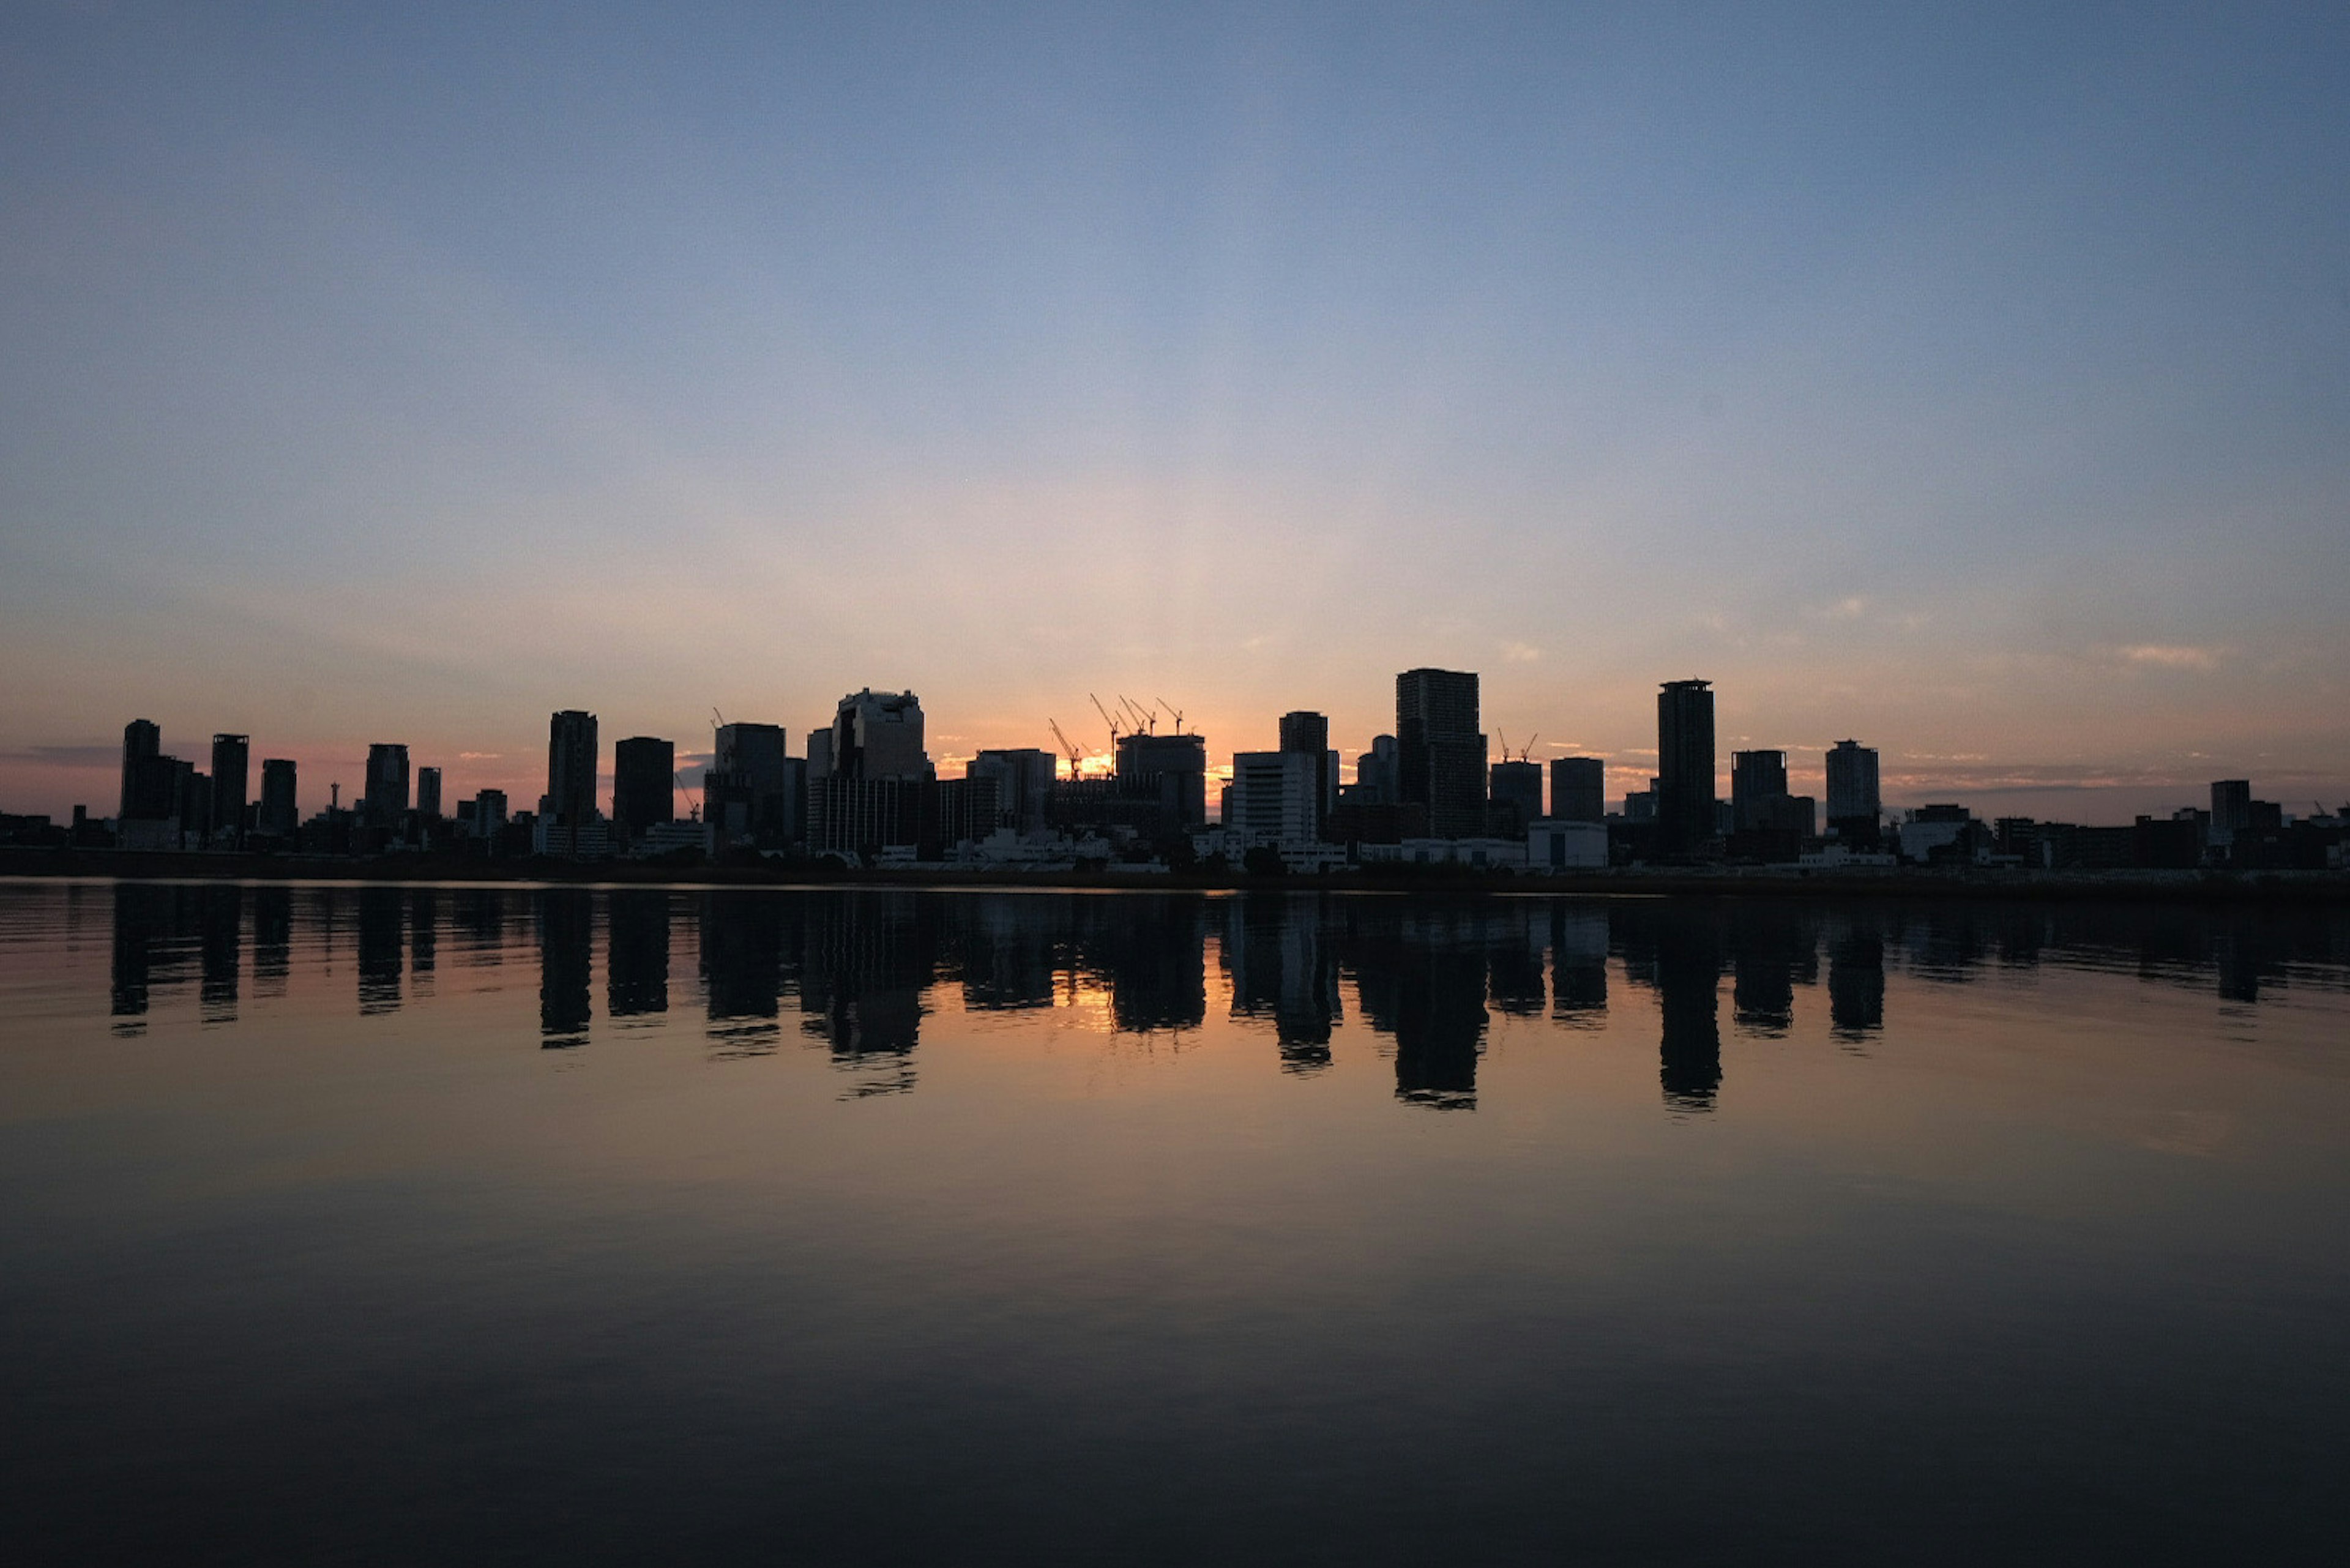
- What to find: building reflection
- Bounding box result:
[1346,906,1491,1110]
[539,887,592,1047]
[607,889,670,1020]
[1827,916,1886,1040]
[252,885,292,999]
[1223,896,1341,1073]
[357,886,403,1016]
[199,883,242,1023]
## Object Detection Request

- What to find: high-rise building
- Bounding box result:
[1488,760,1543,835]
[1826,740,1881,841]
[471,789,509,840]
[119,720,159,818]
[1228,750,1322,850]
[2210,779,2251,847]
[969,748,1057,834]
[364,744,410,829]
[1352,735,1400,805]
[1656,679,1715,855]
[613,737,675,837]
[1397,668,1486,838]
[1115,732,1209,829]
[209,734,250,842]
[1731,750,1789,832]
[828,690,928,781]
[1550,756,1606,823]
[258,758,298,838]
[1278,711,1335,818]
[546,711,599,827]
[415,766,443,820]
[712,722,802,845]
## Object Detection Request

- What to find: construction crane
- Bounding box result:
[1048,719,1085,777]
[1520,733,1539,762]
[1089,693,1122,755]
[675,770,700,822]
[1157,698,1184,735]
[1120,695,1157,735]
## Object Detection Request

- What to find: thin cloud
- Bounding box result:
[2117,644,2220,670]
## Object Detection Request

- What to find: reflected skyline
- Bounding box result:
[70,883,2350,1113]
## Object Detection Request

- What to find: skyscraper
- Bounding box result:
[1353,735,1400,805]
[1731,750,1789,832]
[713,722,802,845]
[2210,779,2251,847]
[258,758,298,838]
[1397,668,1486,838]
[613,737,676,837]
[546,711,599,826]
[1550,756,1605,823]
[828,690,928,780]
[119,719,163,824]
[415,766,443,819]
[1656,679,1715,855]
[209,734,249,843]
[1488,760,1543,835]
[1826,740,1881,842]
[1278,711,1335,818]
[364,745,410,829]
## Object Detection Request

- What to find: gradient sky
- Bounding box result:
[4,2,2346,823]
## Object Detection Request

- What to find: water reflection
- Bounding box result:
[75,883,2350,1110]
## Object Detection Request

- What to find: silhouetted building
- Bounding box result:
[1826,739,1881,844]
[209,734,249,844]
[2210,779,2251,848]
[258,758,297,838]
[1550,756,1605,823]
[1731,750,1788,831]
[363,744,410,831]
[1488,759,1543,836]
[470,789,509,840]
[613,737,675,838]
[1278,711,1336,820]
[1115,732,1209,831]
[415,766,442,820]
[119,720,160,819]
[711,722,803,848]
[829,690,929,781]
[1351,734,1400,805]
[1397,668,1486,838]
[1656,679,1715,856]
[545,711,599,827]
[969,747,1056,834]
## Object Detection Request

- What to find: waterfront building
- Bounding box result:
[1550,756,1605,824]
[1657,679,1715,856]
[1397,668,1486,839]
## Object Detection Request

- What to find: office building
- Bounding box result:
[1228,750,1323,849]
[1351,734,1400,805]
[1826,740,1882,843]
[546,711,599,827]
[613,737,675,837]
[471,789,509,840]
[711,722,803,846]
[416,766,442,820]
[1731,750,1789,832]
[1550,756,1605,823]
[827,690,928,781]
[970,748,1057,834]
[1488,760,1543,835]
[1278,711,1335,818]
[364,744,410,830]
[1116,731,1210,830]
[209,734,249,843]
[1397,668,1486,838]
[258,759,298,838]
[2210,779,2251,848]
[119,720,160,820]
[1656,679,1715,854]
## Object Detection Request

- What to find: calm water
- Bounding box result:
[3,880,2348,1564]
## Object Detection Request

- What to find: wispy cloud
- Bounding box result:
[1502,642,1542,663]
[2116,644,2220,670]
[2,745,119,768]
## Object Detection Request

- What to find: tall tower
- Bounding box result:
[1550,757,1606,823]
[613,737,676,836]
[119,719,160,821]
[1396,668,1486,838]
[364,744,411,829]
[209,734,250,845]
[1655,679,1715,855]
[1826,740,1881,843]
[1278,711,1334,818]
[546,711,599,826]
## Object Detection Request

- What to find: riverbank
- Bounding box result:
[4,847,2344,904]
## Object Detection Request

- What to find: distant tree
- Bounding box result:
[1242,845,1286,878]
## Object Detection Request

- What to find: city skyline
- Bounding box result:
[4,7,2346,823]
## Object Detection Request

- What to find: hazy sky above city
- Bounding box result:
[4,2,2345,821]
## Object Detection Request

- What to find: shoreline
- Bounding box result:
[4,848,2345,905]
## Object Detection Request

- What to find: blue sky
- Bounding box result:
[4,2,2345,819]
